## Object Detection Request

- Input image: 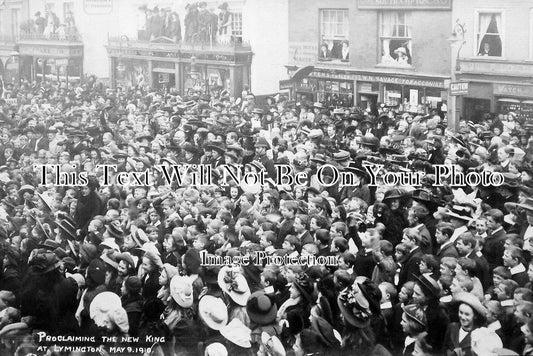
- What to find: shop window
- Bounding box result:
[380,11,412,66]
[476,12,503,57]
[319,9,349,63]
[232,12,243,40]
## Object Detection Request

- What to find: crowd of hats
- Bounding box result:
[0,76,533,356]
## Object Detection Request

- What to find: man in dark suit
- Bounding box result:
[398,229,423,290]
[482,209,507,273]
[407,205,432,254]
[456,232,490,289]
[503,246,529,287]
[435,222,459,260]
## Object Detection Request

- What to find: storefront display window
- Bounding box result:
[384,84,402,107]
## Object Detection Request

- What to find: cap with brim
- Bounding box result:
[106,223,124,239]
[115,252,136,269]
[37,193,54,212]
[18,185,34,196]
[383,188,406,201]
[101,238,120,252]
[333,150,350,161]
[413,274,441,298]
[453,292,487,316]
[39,239,60,250]
[206,141,226,154]
[224,150,239,161]
[402,304,427,328]
[100,253,119,270]
[199,295,228,330]
[439,204,473,221]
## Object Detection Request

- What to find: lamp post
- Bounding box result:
[447,20,467,132]
[115,35,129,87]
[5,50,20,86]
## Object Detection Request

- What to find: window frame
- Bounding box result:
[473,9,505,58]
[232,12,243,39]
[379,11,413,67]
[318,8,350,63]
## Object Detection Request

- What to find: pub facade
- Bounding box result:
[283,0,452,113]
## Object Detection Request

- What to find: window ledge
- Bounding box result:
[374,63,415,70]
[317,59,351,65]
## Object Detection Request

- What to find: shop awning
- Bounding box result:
[290,66,314,82]
[497,98,520,103]
[522,100,533,105]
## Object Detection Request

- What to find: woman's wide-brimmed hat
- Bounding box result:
[89,292,122,325]
[220,318,252,348]
[453,292,487,317]
[217,266,251,306]
[337,281,372,328]
[170,275,194,308]
[246,291,278,325]
[199,295,228,330]
[293,272,315,304]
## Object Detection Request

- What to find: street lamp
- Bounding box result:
[447,20,467,132]
[117,35,129,73]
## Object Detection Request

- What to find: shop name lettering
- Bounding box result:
[34,164,503,188]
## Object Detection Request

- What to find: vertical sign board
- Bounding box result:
[84,0,113,14]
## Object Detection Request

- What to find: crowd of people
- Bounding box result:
[0,75,532,356]
[137,2,235,44]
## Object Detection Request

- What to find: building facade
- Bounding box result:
[284,0,452,114]
[453,0,533,122]
[0,0,28,84]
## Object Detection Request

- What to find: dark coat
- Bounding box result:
[482,228,506,272]
[443,323,472,356]
[436,243,459,260]
[398,247,423,290]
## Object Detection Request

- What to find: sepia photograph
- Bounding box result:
[0,0,532,355]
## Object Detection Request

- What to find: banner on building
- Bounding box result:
[84,0,113,14]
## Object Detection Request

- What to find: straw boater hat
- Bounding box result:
[453,292,487,316]
[217,266,251,306]
[199,295,228,330]
[220,318,252,348]
[436,204,474,221]
[89,292,122,325]
[170,275,194,308]
[402,304,427,327]
[261,332,286,356]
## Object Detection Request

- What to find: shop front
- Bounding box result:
[284,66,447,113]
[17,34,84,84]
[106,38,252,98]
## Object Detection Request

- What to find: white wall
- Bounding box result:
[243,0,288,95]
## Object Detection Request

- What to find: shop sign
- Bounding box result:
[311,71,354,81]
[460,59,533,77]
[358,0,451,10]
[289,42,318,65]
[56,59,69,66]
[494,83,533,98]
[354,74,445,88]
[84,0,113,14]
[450,82,469,96]
[5,99,18,105]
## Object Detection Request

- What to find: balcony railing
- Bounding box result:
[18,32,82,43]
[108,35,251,53]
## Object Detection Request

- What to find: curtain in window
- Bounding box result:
[478,13,492,40]
[382,12,395,37]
